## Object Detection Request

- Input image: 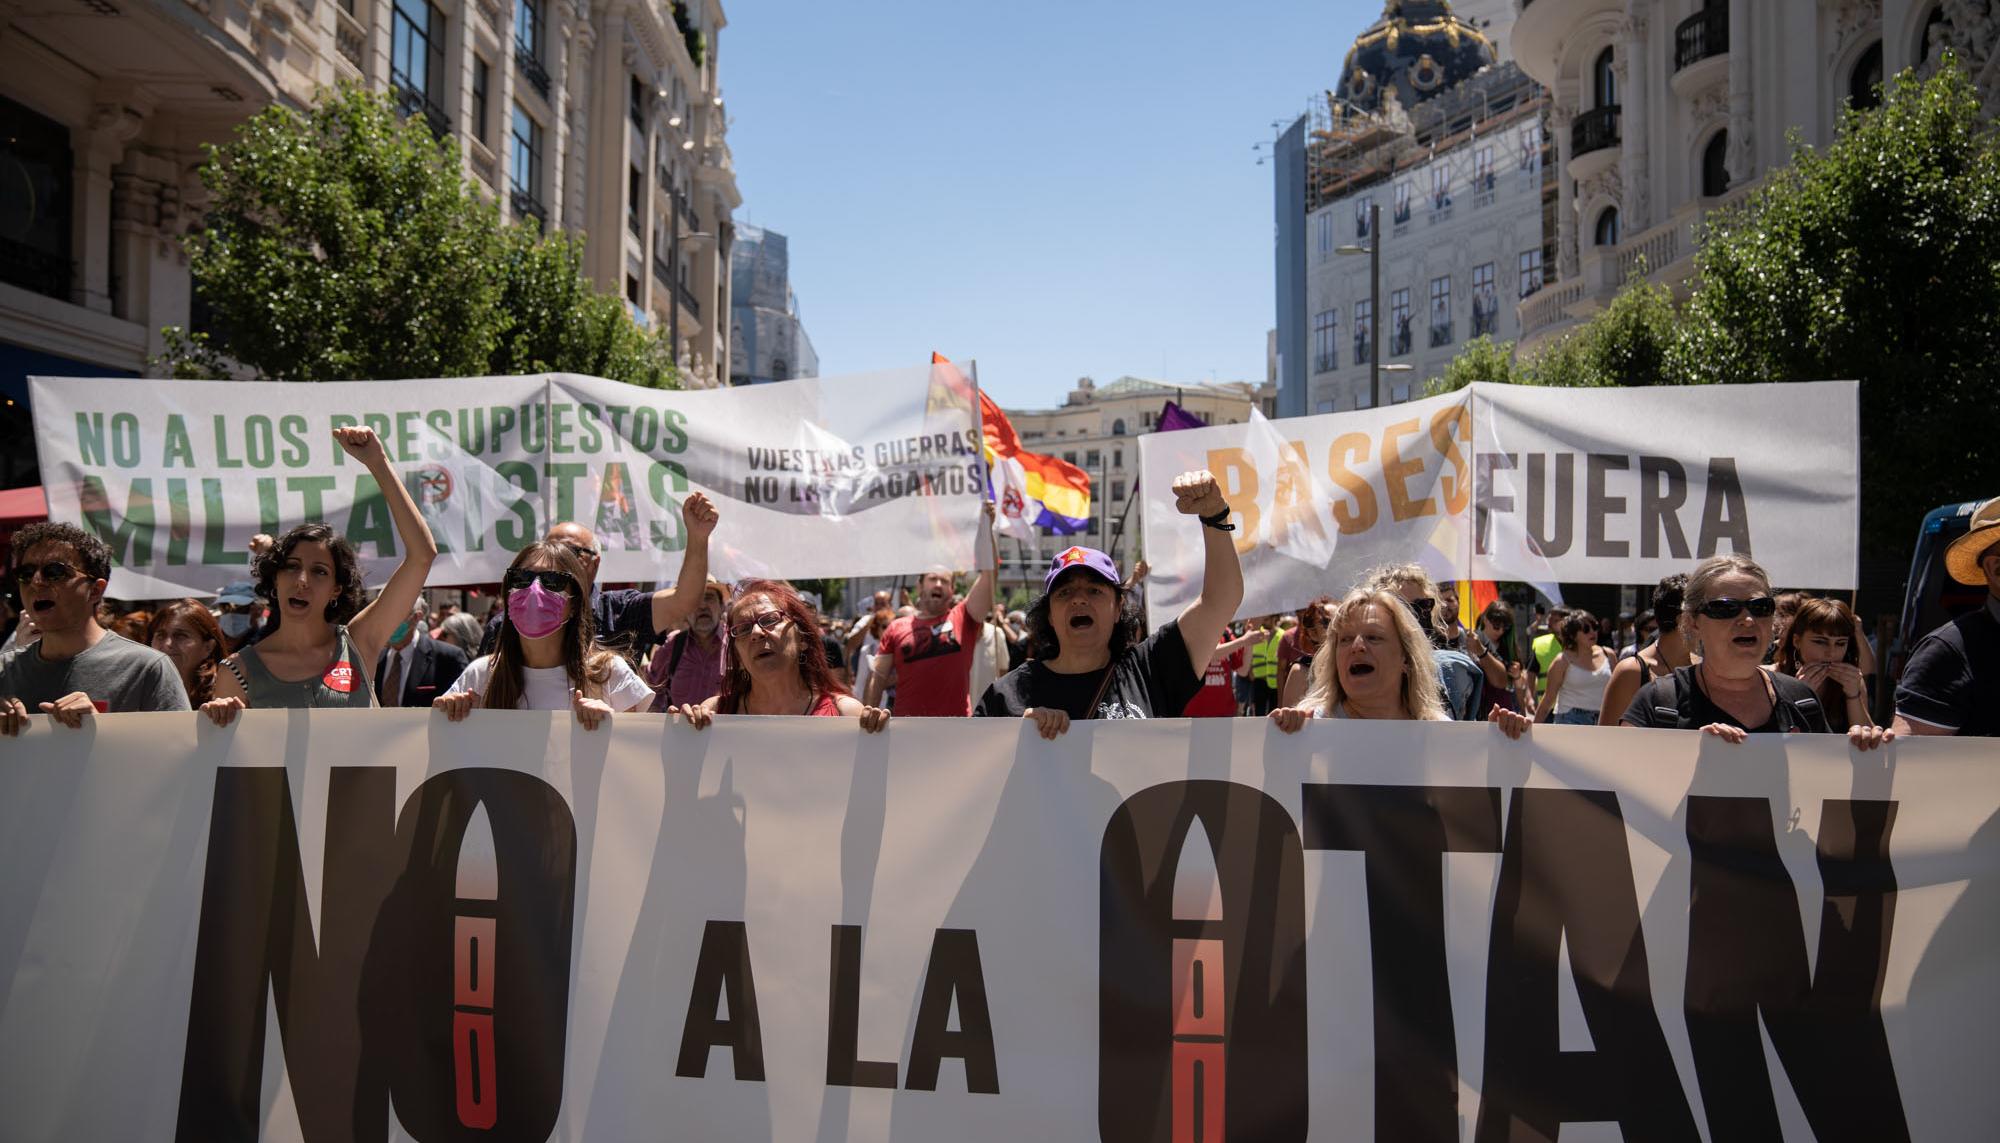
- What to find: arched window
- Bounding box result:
[1593,48,1617,109]
[1112,418,1127,436]
[770,358,789,381]
[1849,42,1883,111]
[1701,132,1730,198]
[1919,5,1947,66]
[1594,207,1620,247]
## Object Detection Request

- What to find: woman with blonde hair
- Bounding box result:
[1269,588,1449,726]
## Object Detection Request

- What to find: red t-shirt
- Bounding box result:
[1183,644,1243,717]
[877,600,982,716]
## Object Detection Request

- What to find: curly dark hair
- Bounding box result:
[1024,571,1144,661]
[254,523,366,630]
[12,521,113,582]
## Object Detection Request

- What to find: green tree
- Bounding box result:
[163,85,677,388]
[1425,277,1679,395]
[1673,56,2000,561]
[1424,334,1525,394]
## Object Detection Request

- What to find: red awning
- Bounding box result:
[0,485,48,525]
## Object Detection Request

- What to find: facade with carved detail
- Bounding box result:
[1509,0,1992,352]
[0,0,738,467]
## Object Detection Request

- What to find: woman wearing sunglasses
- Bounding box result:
[432,544,655,728]
[202,428,437,724]
[1620,555,1890,749]
[674,579,889,730]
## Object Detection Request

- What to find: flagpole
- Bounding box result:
[967,359,998,586]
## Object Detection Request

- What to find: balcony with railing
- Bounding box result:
[335,8,366,75]
[1568,104,1620,181]
[510,189,547,229]
[1390,318,1413,357]
[677,278,701,319]
[1672,3,1729,95]
[516,43,551,100]
[393,85,450,138]
[1430,320,1453,349]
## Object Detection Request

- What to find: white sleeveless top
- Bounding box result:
[1556,653,1614,713]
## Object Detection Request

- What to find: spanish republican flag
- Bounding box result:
[932,353,1093,537]
[1458,579,1501,630]
[980,390,1092,536]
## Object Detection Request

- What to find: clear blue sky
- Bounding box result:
[722,0,1385,411]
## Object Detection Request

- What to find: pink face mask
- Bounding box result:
[507,580,569,640]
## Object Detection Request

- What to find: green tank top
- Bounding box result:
[227,625,378,709]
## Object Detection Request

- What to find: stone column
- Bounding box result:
[1552,103,1577,279]
[1726,0,1754,183]
[1618,4,1651,232]
[73,102,143,315]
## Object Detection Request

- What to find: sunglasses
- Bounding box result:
[558,541,598,561]
[504,568,578,593]
[13,561,81,585]
[728,611,789,640]
[1695,596,1777,621]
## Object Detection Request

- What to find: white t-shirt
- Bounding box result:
[446,654,655,712]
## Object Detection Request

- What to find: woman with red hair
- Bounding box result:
[676,579,890,730]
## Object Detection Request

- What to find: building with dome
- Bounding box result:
[1274,0,1554,416]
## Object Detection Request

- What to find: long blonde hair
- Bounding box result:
[1301,588,1447,721]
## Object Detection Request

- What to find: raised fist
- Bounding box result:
[1171,470,1227,518]
[332,426,386,466]
[683,491,719,539]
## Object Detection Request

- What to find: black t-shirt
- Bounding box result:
[1895,600,2000,736]
[974,619,1200,721]
[1621,665,1831,733]
[820,632,846,672]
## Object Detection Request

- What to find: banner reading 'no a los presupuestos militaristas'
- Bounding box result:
[29,365,987,598]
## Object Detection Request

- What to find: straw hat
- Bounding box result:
[1944,497,2000,585]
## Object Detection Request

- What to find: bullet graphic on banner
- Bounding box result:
[453,804,500,1130]
[1170,820,1226,1143]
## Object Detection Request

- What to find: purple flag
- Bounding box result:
[1157,400,1206,432]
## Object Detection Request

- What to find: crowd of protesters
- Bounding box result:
[1,431,1994,745]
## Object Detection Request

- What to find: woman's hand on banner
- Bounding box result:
[859,706,891,734]
[1488,706,1533,740]
[1848,724,1895,752]
[433,691,479,722]
[673,703,713,730]
[1269,707,1309,734]
[1023,707,1069,740]
[200,696,245,728]
[1699,722,1749,743]
[572,689,612,731]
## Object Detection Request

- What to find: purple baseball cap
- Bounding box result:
[1043,545,1121,592]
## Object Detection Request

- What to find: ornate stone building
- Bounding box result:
[1509,0,1991,351]
[0,0,739,452]
[1276,1,1555,415]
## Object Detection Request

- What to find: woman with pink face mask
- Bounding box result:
[432,542,654,729]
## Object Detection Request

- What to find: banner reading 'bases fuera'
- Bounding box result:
[1138,381,1859,624]
[28,365,986,598]
[1,712,1995,1140]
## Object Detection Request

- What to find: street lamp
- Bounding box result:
[1333,201,1413,409]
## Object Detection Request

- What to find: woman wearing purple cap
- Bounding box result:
[974,472,1243,737]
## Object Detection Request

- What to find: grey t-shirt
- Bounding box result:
[0,631,191,712]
